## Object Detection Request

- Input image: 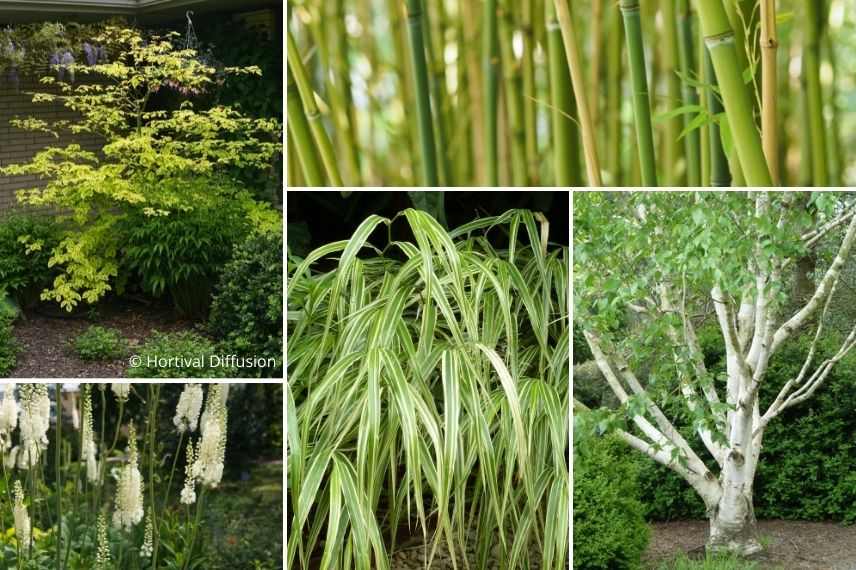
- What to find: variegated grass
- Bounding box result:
[287,209,569,570]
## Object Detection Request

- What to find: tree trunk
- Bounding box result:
[708,485,761,556]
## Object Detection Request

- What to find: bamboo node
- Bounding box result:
[619,2,640,13]
[704,32,736,49]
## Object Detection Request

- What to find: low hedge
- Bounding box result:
[574,433,649,569]
[635,328,856,523]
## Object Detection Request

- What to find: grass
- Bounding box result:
[287,209,568,570]
[655,553,786,570]
[651,535,783,570]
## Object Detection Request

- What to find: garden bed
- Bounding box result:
[11,299,196,377]
[645,520,856,570]
[202,460,284,569]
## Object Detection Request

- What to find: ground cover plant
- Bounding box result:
[287,0,856,186]
[73,325,127,361]
[574,191,856,559]
[0,21,284,378]
[287,208,569,569]
[0,382,283,570]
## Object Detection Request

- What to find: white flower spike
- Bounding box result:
[113,423,144,531]
[174,383,204,433]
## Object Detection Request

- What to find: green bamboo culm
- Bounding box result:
[802,0,828,187]
[327,0,362,186]
[546,0,580,186]
[620,0,657,187]
[499,0,528,186]
[705,49,731,187]
[606,4,623,186]
[484,0,500,185]
[676,0,700,187]
[404,0,439,186]
[286,68,325,186]
[286,29,345,186]
[661,0,682,186]
[422,2,450,185]
[695,0,772,187]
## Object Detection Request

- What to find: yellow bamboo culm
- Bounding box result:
[553,0,602,186]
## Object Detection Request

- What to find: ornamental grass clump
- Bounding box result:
[287,209,569,569]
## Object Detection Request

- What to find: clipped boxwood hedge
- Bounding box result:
[574,433,649,569]
[635,327,856,523]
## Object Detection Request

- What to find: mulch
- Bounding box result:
[645,519,856,570]
[10,299,197,378]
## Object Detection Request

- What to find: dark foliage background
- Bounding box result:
[575,325,856,524]
[287,191,570,258]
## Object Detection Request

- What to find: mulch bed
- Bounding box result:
[646,519,856,570]
[10,299,197,378]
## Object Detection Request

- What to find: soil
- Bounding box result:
[388,530,550,570]
[10,299,197,378]
[645,519,856,570]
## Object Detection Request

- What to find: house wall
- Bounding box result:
[0,72,103,212]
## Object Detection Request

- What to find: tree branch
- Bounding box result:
[771,214,856,355]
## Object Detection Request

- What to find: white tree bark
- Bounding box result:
[579,196,856,556]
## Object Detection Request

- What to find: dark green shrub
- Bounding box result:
[209,231,282,378]
[0,315,18,377]
[127,331,231,378]
[73,325,127,361]
[223,384,283,474]
[0,214,60,307]
[753,333,856,523]
[636,328,856,523]
[120,197,249,318]
[574,433,649,569]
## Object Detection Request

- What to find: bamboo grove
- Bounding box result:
[287,210,569,569]
[286,0,856,187]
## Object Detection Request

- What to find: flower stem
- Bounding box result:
[147,385,162,568]
[162,432,185,513]
[55,383,62,570]
[182,488,206,570]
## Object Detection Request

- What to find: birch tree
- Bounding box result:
[574,191,856,556]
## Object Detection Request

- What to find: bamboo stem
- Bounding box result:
[499,0,528,186]
[286,28,344,186]
[802,0,828,187]
[620,0,657,186]
[705,49,731,187]
[677,0,701,187]
[404,0,440,186]
[546,0,580,186]
[461,0,485,184]
[521,0,539,184]
[695,0,772,187]
[824,31,843,186]
[423,1,451,185]
[607,4,623,186]
[484,0,500,185]
[328,0,362,185]
[589,0,603,129]
[554,0,602,186]
[661,0,683,185]
[286,68,325,186]
[760,0,779,185]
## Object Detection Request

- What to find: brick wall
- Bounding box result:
[0,71,103,213]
